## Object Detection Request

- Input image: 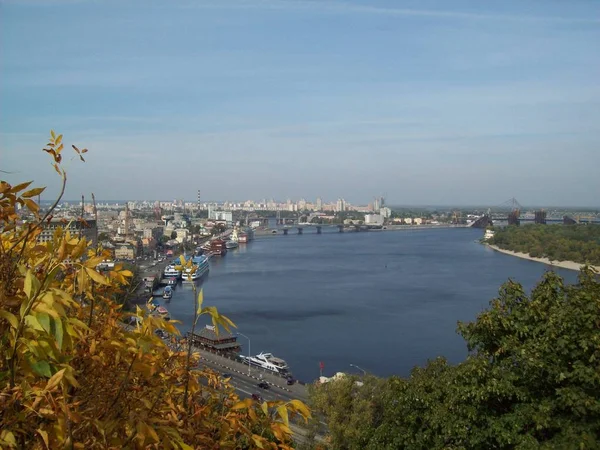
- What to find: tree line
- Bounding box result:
[488,224,600,265]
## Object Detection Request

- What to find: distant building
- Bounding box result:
[316,197,322,211]
[37,218,97,247]
[209,210,233,223]
[364,214,384,226]
[484,229,495,241]
[380,207,391,218]
[175,228,189,243]
[114,243,136,260]
[336,198,346,212]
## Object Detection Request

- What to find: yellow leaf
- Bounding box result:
[45,368,66,391]
[277,405,289,427]
[0,310,18,328]
[50,130,56,140]
[197,289,204,314]
[9,180,33,193]
[23,198,40,214]
[21,187,46,198]
[252,435,265,449]
[24,269,40,299]
[120,269,133,277]
[84,267,109,285]
[71,239,87,259]
[231,400,251,410]
[261,401,269,416]
[55,134,63,145]
[36,428,50,450]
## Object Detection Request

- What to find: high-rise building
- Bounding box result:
[316,197,322,211]
[336,198,346,212]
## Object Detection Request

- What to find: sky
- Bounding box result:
[1,0,599,207]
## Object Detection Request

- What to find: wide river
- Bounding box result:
[163,227,578,382]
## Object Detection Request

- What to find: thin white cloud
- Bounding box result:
[183,0,600,25]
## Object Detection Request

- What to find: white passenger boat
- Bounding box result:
[241,352,290,374]
[181,255,210,282]
[163,262,181,279]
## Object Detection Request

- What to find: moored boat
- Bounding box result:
[163,262,182,279]
[181,255,210,282]
[225,240,238,249]
[163,286,173,300]
[241,352,290,374]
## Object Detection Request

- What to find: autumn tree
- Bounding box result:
[0,132,309,449]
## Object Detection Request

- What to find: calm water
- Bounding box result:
[162,227,578,382]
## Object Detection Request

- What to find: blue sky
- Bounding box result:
[1,0,599,206]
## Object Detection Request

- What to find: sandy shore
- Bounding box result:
[487,244,600,272]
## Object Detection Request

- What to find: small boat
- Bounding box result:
[163,286,173,300]
[157,306,169,318]
[166,277,177,286]
[241,352,290,374]
[225,240,238,249]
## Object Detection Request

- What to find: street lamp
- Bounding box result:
[349,364,367,376]
[237,332,251,375]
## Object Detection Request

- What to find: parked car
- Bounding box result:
[257,381,270,390]
[251,393,262,402]
[286,378,295,385]
[222,373,232,379]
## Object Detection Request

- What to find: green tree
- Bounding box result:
[307,269,600,449]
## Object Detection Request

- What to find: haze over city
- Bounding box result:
[1,0,599,206]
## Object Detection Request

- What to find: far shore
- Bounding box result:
[487,244,600,272]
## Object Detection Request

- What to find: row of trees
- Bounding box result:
[488,224,600,264]
[301,268,600,449]
[0,133,309,448]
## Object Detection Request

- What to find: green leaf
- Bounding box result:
[31,360,52,378]
[50,317,63,350]
[25,314,45,331]
[36,312,51,334]
[0,310,18,329]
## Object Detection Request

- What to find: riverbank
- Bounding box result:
[487,244,600,272]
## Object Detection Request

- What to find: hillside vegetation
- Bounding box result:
[303,268,600,449]
[488,224,600,264]
[0,133,309,449]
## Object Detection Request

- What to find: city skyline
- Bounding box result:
[2,0,600,206]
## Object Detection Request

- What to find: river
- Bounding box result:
[161,227,578,382]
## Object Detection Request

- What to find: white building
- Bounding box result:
[209,210,233,223]
[484,229,495,241]
[364,214,384,226]
[175,228,189,243]
[380,207,391,218]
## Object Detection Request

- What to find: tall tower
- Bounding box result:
[124,203,130,238]
[316,197,322,211]
[197,189,201,213]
